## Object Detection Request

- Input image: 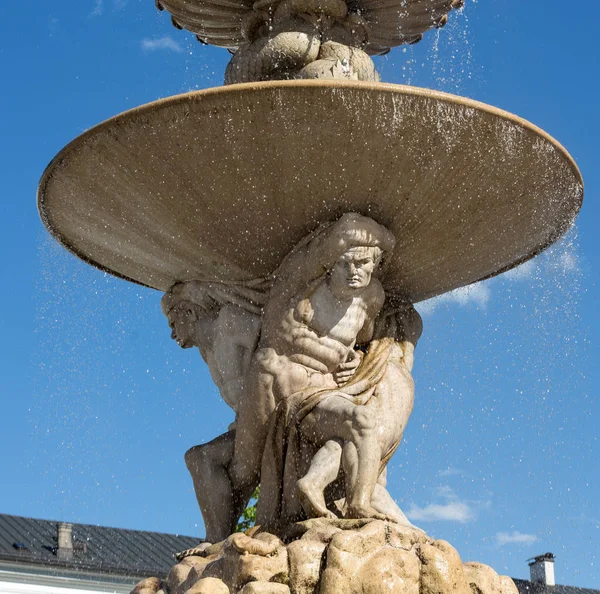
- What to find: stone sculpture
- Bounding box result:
[37,0,584,591]
[157,0,465,65]
[162,213,422,542]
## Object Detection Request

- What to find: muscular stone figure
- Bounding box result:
[161,280,266,543]
[231,213,396,525]
[163,213,396,541]
[293,301,423,524]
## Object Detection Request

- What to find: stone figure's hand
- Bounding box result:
[333,349,363,385]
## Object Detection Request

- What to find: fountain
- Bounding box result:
[37,1,583,593]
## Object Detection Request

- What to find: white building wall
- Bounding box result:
[0,566,136,594]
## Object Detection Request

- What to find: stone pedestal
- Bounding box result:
[132,519,517,594]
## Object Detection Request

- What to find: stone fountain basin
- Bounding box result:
[38,80,583,301]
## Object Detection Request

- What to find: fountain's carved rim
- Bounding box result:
[38,80,584,300]
[39,80,583,180]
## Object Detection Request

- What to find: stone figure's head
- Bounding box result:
[163,300,199,349]
[330,245,383,291]
[161,282,216,349]
[327,214,395,295]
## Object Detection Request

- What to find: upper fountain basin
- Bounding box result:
[37,80,583,301]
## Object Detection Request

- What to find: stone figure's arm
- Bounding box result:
[397,305,423,372]
[335,281,385,384]
[372,299,423,371]
[276,213,396,291]
[212,304,262,410]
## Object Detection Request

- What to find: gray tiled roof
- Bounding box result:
[513,579,600,594]
[3,514,599,592]
[0,513,201,578]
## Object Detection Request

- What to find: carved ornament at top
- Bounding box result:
[155,0,464,56]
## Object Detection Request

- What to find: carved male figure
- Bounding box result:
[161,280,266,542]
[163,213,398,541]
[287,302,423,524]
[231,213,396,524]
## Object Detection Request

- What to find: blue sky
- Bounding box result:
[1,0,599,588]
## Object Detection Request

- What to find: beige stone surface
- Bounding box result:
[239,582,291,594]
[418,540,470,594]
[38,81,582,302]
[498,575,520,594]
[186,532,289,592]
[130,577,165,594]
[225,28,321,84]
[287,538,328,594]
[319,520,419,592]
[137,520,518,594]
[184,577,230,593]
[356,547,420,594]
[463,562,519,594]
[168,557,214,594]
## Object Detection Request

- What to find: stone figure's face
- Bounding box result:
[330,247,377,290]
[167,302,197,349]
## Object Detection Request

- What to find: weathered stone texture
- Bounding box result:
[132,521,517,594]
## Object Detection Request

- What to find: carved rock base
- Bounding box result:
[131,519,518,594]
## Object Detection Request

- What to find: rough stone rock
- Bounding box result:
[239,582,291,593]
[175,532,288,593]
[168,557,213,594]
[463,562,519,594]
[357,546,420,594]
[498,576,520,594]
[131,577,165,594]
[319,520,424,593]
[418,539,470,594]
[184,577,230,593]
[224,533,288,591]
[287,538,328,594]
[131,520,519,594]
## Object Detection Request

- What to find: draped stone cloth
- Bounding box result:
[258,336,400,526]
[161,276,272,317]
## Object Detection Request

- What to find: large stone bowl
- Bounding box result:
[38,80,583,301]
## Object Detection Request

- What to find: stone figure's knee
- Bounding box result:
[352,407,376,435]
[324,439,343,454]
[184,445,209,472]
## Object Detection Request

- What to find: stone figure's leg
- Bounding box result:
[299,396,387,520]
[371,484,413,526]
[297,439,343,519]
[228,365,277,525]
[369,468,414,526]
[185,431,236,543]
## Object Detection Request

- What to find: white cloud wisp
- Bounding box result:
[141,36,183,53]
[406,501,475,523]
[496,531,538,546]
